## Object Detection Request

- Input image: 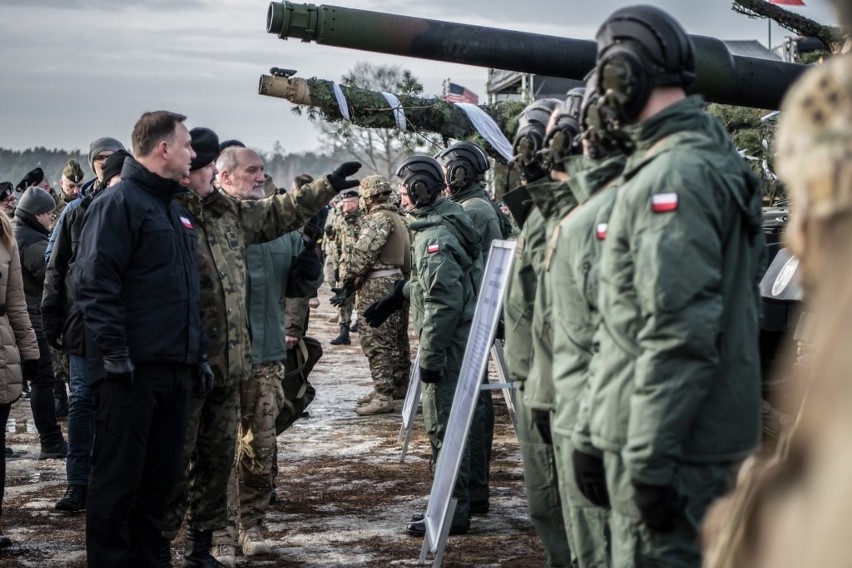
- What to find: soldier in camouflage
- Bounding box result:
[331,175,411,415]
[221,166,323,559]
[161,128,360,567]
[328,189,365,345]
[54,159,84,224]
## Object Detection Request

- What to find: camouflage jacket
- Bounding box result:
[331,209,365,281]
[343,203,411,287]
[179,176,336,387]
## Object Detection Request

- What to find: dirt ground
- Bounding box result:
[0,286,545,567]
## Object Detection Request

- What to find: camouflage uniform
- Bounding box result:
[343,176,412,402]
[162,177,336,541]
[331,208,365,327]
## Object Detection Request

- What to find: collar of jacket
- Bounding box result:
[409,198,481,259]
[450,181,488,204]
[622,95,707,156]
[571,153,627,203]
[14,211,49,236]
[122,157,189,202]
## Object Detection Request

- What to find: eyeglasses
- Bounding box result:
[93,154,112,163]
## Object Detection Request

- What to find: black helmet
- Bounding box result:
[541,89,585,171]
[512,98,560,182]
[595,5,695,124]
[395,155,445,208]
[436,141,490,193]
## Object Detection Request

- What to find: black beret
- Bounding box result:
[218,139,245,153]
[16,167,44,193]
[190,127,220,171]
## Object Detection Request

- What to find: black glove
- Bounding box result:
[21,359,38,384]
[291,247,322,282]
[532,409,553,445]
[572,449,610,507]
[45,332,62,351]
[419,366,441,384]
[102,346,135,384]
[632,481,681,533]
[326,161,362,192]
[363,279,407,328]
[494,318,506,341]
[329,281,355,307]
[193,356,215,398]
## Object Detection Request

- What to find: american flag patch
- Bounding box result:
[180,216,194,229]
[651,193,678,213]
[595,223,608,240]
[427,243,440,254]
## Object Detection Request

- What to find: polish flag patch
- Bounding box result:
[427,243,440,254]
[651,192,678,213]
[595,223,608,240]
[180,216,194,229]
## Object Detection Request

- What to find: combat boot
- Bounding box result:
[349,321,359,333]
[183,528,227,567]
[329,325,351,345]
[55,484,87,512]
[357,389,376,406]
[239,525,272,556]
[356,395,394,416]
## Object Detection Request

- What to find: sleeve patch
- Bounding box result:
[595,223,608,240]
[650,192,678,213]
[427,243,440,254]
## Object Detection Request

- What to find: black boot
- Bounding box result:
[329,325,350,345]
[55,484,87,512]
[183,528,227,568]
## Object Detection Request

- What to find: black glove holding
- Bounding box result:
[21,359,38,384]
[632,481,681,533]
[326,161,362,192]
[102,346,135,385]
[572,449,610,507]
[193,355,215,398]
[532,409,553,445]
[329,281,356,307]
[419,366,441,384]
[363,279,407,328]
[291,246,322,282]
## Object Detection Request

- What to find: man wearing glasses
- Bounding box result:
[0,183,16,217]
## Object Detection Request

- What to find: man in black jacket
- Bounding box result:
[42,148,131,513]
[75,111,209,567]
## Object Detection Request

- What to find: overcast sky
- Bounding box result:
[0,0,839,155]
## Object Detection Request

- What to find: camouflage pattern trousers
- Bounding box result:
[162,380,240,539]
[356,275,410,397]
[338,293,355,327]
[225,361,286,533]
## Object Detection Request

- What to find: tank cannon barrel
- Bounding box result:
[267,1,807,110]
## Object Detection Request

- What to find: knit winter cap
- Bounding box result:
[190,127,220,171]
[17,187,55,216]
[88,137,125,174]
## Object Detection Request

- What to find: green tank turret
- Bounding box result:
[266,1,807,110]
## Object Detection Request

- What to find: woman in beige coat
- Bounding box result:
[0,208,39,548]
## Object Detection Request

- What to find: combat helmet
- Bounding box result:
[512,98,560,182]
[395,155,445,208]
[436,141,490,193]
[541,88,585,171]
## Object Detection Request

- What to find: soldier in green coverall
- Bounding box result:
[572,6,765,567]
[436,141,501,514]
[546,86,627,568]
[366,155,482,536]
[500,97,575,568]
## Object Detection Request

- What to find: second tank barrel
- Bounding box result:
[267,1,807,110]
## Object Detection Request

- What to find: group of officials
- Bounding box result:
[0,2,839,567]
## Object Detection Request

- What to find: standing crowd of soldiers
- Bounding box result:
[0,2,848,567]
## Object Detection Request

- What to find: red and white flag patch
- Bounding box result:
[651,192,678,213]
[595,223,608,240]
[180,216,194,229]
[427,243,440,254]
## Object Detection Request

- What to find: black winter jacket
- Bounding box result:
[75,158,204,373]
[14,212,50,333]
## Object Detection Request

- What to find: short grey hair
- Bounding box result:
[216,146,242,175]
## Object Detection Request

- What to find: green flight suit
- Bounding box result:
[502,180,573,568]
[548,154,626,568]
[450,182,501,505]
[579,96,764,567]
[408,197,482,528]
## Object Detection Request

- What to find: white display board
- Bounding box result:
[398,349,422,462]
[417,240,516,567]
